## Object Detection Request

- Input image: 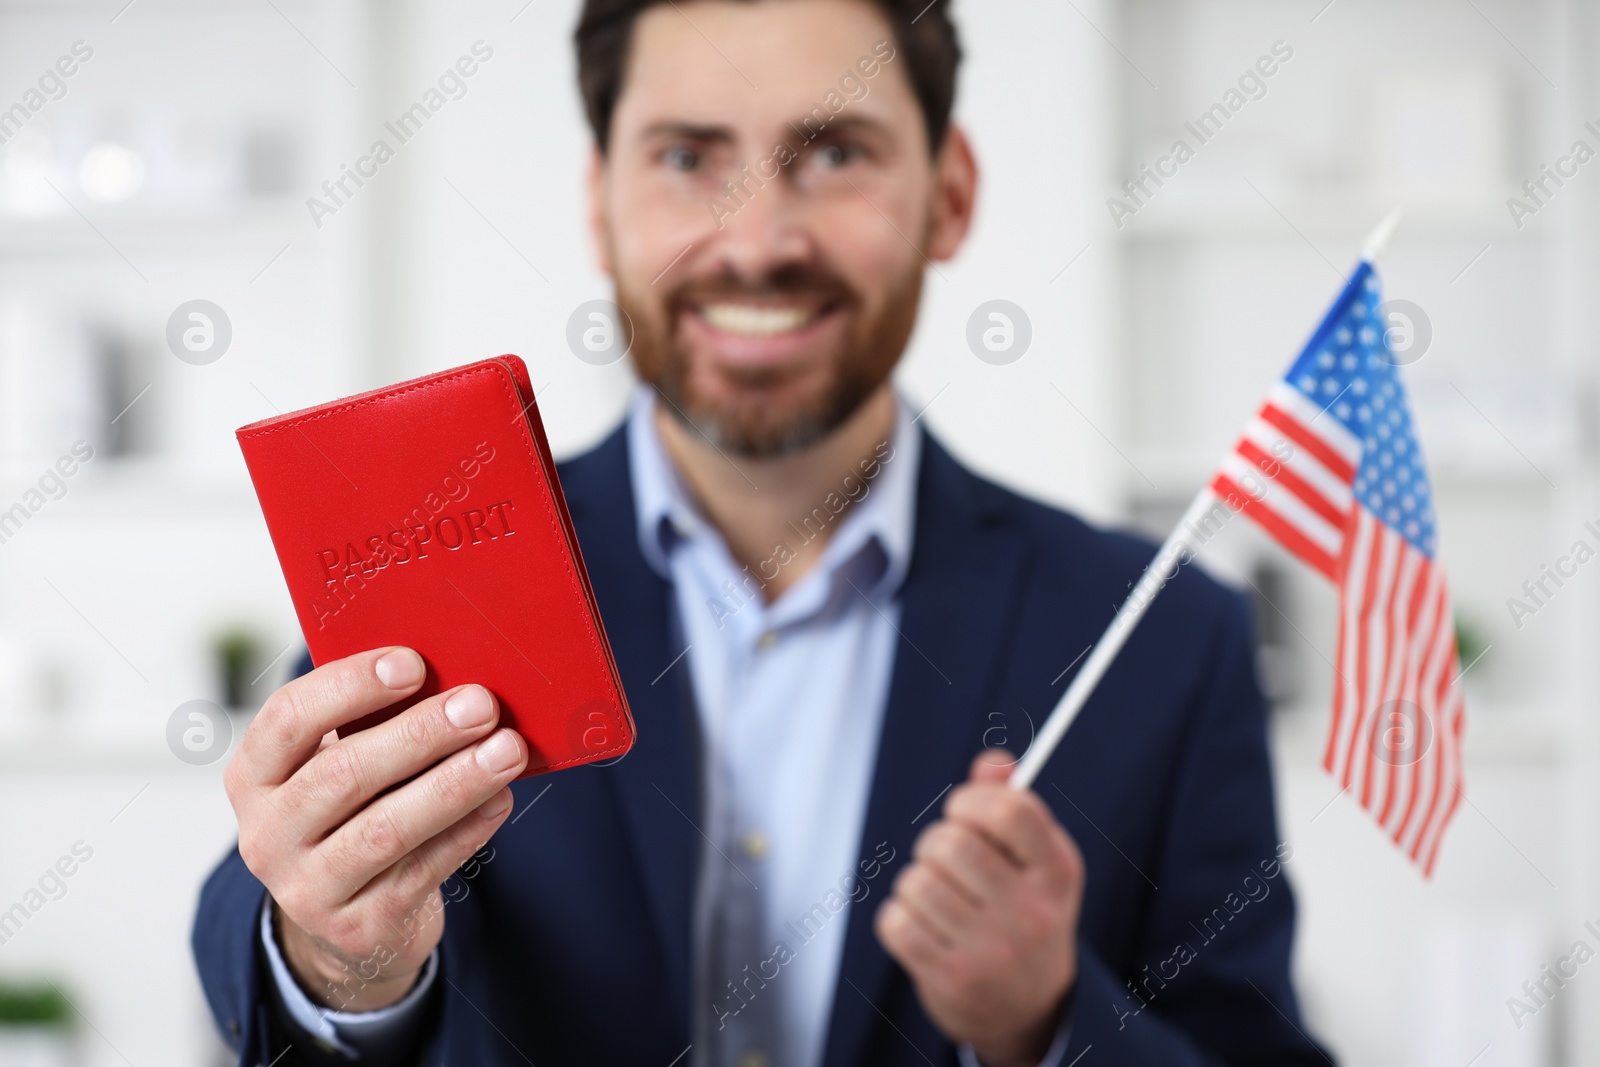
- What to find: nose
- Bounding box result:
[707,161,816,282]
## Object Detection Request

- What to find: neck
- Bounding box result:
[653,386,898,601]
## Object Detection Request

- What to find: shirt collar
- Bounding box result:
[626,385,920,602]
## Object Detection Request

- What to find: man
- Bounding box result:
[194,1,1331,1064]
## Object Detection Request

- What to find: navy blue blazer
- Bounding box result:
[194,423,1331,1065]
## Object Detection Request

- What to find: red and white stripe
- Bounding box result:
[1210,381,1361,579]
[1208,380,1465,877]
[1323,511,1465,876]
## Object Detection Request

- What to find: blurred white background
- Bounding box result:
[0,0,1595,1063]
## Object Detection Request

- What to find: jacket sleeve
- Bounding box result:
[190,845,279,1066]
[192,845,443,1067]
[1056,591,1333,1065]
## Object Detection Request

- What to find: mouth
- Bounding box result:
[698,302,823,336]
[679,296,846,368]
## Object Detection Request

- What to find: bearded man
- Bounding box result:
[194,2,1330,1065]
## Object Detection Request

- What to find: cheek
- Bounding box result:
[818,176,931,305]
[606,173,718,285]
[829,214,908,286]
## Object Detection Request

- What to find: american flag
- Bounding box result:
[1210,261,1464,876]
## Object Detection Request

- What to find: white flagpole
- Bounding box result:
[1008,209,1403,792]
[1362,208,1403,263]
[1009,487,1232,790]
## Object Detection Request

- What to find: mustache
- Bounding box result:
[666,262,857,310]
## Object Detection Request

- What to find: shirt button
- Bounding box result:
[739,1050,769,1067]
[757,630,778,650]
[741,830,769,861]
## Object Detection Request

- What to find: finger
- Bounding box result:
[279,684,501,834]
[318,728,528,900]
[242,647,428,786]
[356,788,514,917]
[968,747,1016,784]
[944,780,1059,868]
[891,861,979,944]
[1047,817,1088,892]
[875,895,954,969]
[912,820,1013,904]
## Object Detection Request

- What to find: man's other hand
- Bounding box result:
[875,749,1085,1067]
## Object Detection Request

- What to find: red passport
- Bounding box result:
[236,355,634,778]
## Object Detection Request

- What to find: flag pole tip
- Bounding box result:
[1361,208,1404,263]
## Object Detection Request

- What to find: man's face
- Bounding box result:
[590,0,973,457]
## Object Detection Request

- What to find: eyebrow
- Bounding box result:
[636,113,897,146]
[791,114,893,139]
[637,121,736,145]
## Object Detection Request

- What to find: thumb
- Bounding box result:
[969,747,1016,784]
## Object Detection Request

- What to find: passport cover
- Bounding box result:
[236,355,634,778]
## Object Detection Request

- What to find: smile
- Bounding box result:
[696,302,828,337]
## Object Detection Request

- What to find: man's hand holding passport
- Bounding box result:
[228,355,633,1011]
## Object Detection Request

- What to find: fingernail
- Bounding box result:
[375,648,425,689]
[475,730,522,774]
[478,791,513,820]
[445,685,493,729]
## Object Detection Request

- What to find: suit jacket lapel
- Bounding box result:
[560,431,701,1030]
[822,434,1030,1067]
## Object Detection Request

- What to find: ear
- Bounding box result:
[586,143,613,276]
[925,123,978,262]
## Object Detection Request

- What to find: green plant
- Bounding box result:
[0,979,70,1026]
[1454,614,1488,677]
[214,627,263,709]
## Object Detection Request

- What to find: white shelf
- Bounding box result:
[0,712,254,771]
[1115,188,1524,242]
[0,463,262,520]
[0,203,306,257]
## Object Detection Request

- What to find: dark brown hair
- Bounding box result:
[574,0,962,155]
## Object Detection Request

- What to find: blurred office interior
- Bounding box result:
[0,0,1596,1063]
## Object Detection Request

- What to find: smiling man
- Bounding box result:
[193,2,1330,1065]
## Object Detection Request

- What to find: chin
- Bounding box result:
[668,362,869,458]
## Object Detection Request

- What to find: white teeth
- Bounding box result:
[700,303,815,336]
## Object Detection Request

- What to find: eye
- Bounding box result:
[814,142,863,169]
[662,145,701,171]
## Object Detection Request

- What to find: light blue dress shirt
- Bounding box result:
[261,387,1067,1067]
[630,388,915,1067]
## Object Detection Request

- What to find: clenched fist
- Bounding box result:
[875,750,1084,1067]
[224,646,528,1011]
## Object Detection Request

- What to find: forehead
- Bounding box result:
[616,0,912,132]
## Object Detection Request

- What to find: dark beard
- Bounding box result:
[618,254,925,458]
